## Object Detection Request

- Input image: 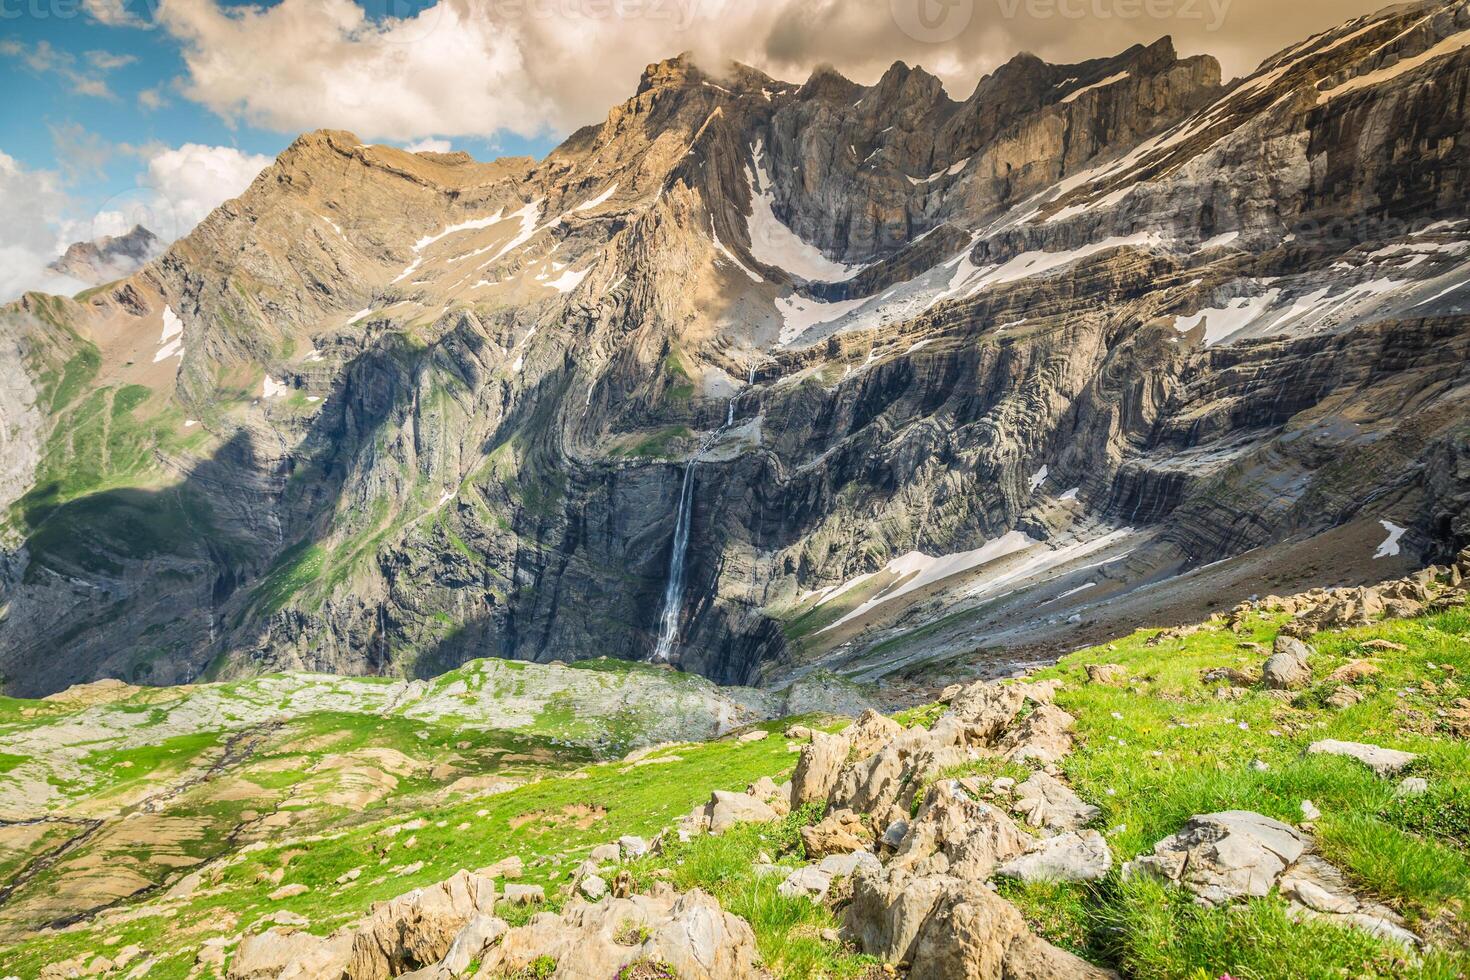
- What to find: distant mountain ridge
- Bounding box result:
[0,0,1468,697]
[47,225,162,286]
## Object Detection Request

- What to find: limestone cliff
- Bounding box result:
[1,0,1468,696]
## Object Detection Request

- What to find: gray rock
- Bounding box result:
[1307,740,1418,776]
[791,731,850,805]
[995,830,1113,883]
[777,865,833,901]
[707,790,779,833]
[589,843,621,863]
[502,883,544,905]
[1263,636,1313,690]
[1123,811,1307,906]
[1279,855,1420,947]
[1011,772,1101,831]
[617,835,650,859]
[577,874,607,901]
[1395,776,1429,797]
[816,850,882,878]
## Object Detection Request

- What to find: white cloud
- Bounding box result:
[139,143,273,237]
[0,152,90,304]
[84,0,155,28]
[0,143,271,305]
[405,138,453,154]
[155,0,1395,144]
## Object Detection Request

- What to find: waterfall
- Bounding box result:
[650,372,755,663]
[651,456,699,662]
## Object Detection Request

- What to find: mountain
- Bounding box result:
[46,225,162,287]
[1,1,1469,698]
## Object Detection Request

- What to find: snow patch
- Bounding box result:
[347,308,373,325]
[1056,582,1097,600]
[1373,520,1406,559]
[1028,466,1049,493]
[263,376,289,398]
[818,531,1041,633]
[155,306,185,363]
[746,141,859,282]
[574,184,618,211]
[776,294,867,346]
[1060,71,1130,104]
[1318,28,1470,103]
[546,267,591,294]
[711,220,764,283]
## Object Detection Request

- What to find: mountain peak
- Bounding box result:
[48,224,162,286]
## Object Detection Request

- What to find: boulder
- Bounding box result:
[947,682,1025,743]
[1123,811,1306,906]
[999,705,1076,764]
[1324,686,1366,710]
[707,790,779,833]
[476,855,524,880]
[618,835,650,859]
[1396,776,1429,797]
[817,850,882,878]
[747,776,791,815]
[503,883,544,905]
[845,709,904,760]
[1262,636,1312,690]
[1016,679,1064,705]
[1307,740,1418,776]
[476,888,763,979]
[1084,664,1127,685]
[428,915,510,976]
[889,781,1030,879]
[791,731,850,805]
[1010,772,1100,832]
[590,843,621,863]
[577,874,608,901]
[906,876,1116,979]
[800,808,873,857]
[228,929,326,980]
[995,831,1113,883]
[843,866,955,964]
[738,729,769,743]
[777,865,833,901]
[345,869,498,980]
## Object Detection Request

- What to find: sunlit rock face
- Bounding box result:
[2,0,1468,696]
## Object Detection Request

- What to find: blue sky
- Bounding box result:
[0,0,556,233]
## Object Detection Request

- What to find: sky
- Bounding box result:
[0,0,1391,302]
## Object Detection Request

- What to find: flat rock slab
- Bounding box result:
[1307,739,1418,776]
[996,830,1113,883]
[1124,810,1307,906]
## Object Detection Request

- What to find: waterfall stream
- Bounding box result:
[651,375,754,663]
[651,453,700,663]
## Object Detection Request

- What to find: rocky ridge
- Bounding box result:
[1,1,1469,695]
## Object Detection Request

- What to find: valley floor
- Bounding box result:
[2,568,1469,978]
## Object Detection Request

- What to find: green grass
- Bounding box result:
[2,600,1468,978]
[611,426,693,460]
